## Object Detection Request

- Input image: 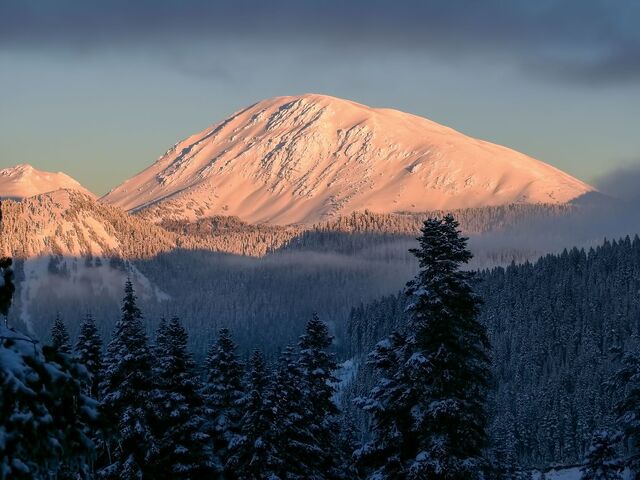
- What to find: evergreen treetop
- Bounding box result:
[50,312,72,354]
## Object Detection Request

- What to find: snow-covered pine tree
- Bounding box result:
[339,413,363,478]
[226,349,278,478]
[1,255,97,478]
[610,343,640,477]
[580,430,622,480]
[201,327,245,471]
[99,279,156,479]
[354,330,410,478]
[75,312,103,398]
[297,313,346,478]
[0,255,15,325]
[269,344,319,478]
[51,312,71,353]
[150,316,211,478]
[491,416,518,480]
[357,214,492,479]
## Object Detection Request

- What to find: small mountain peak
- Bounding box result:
[0,164,95,199]
[1,163,35,176]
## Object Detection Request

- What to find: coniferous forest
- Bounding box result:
[4,216,640,479]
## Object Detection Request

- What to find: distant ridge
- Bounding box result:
[0,164,95,199]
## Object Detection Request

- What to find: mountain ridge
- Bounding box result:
[102,93,593,225]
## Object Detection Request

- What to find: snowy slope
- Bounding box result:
[0,164,94,199]
[0,189,176,258]
[102,94,593,225]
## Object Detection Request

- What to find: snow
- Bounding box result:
[532,466,632,479]
[0,164,95,199]
[102,94,593,225]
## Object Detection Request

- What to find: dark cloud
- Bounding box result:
[1,0,639,85]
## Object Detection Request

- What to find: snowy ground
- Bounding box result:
[533,467,631,479]
[532,468,581,480]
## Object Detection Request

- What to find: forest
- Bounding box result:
[2,216,639,479]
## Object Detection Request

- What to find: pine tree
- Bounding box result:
[1,256,97,478]
[581,430,622,480]
[269,344,319,478]
[357,214,492,479]
[226,349,278,478]
[51,312,71,354]
[75,312,103,398]
[99,279,156,479]
[150,316,211,478]
[355,331,410,478]
[0,255,15,325]
[201,327,245,471]
[491,418,518,480]
[297,313,345,478]
[610,343,640,476]
[339,414,363,479]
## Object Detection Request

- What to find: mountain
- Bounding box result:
[102,94,593,225]
[0,189,175,258]
[0,164,95,199]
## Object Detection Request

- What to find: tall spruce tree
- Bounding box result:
[51,312,72,354]
[357,214,492,479]
[610,343,640,476]
[270,344,319,478]
[99,279,156,479]
[0,256,15,326]
[1,255,97,478]
[75,312,103,398]
[298,314,345,478]
[580,430,622,480]
[226,349,278,478]
[201,327,245,471]
[151,316,211,478]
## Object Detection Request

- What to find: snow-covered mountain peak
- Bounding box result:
[102,94,594,225]
[0,163,95,199]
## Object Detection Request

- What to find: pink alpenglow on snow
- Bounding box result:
[102,94,594,225]
[0,164,95,200]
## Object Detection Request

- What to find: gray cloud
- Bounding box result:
[595,162,640,200]
[1,0,639,85]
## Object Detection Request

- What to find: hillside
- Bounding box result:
[0,189,175,258]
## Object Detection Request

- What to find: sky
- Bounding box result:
[1,0,639,196]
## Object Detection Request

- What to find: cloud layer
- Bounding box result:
[2,0,639,85]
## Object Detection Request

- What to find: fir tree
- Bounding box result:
[1,255,97,479]
[491,419,518,480]
[339,414,363,479]
[581,430,622,480]
[201,327,245,471]
[99,279,156,479]
[75,312,103,398]
[0,255,15,325]
[226,349,278,478]
[297,313,345,478]
[269,344,319,478]
[51,312,71,354]
[150,316,211,478]
[354,331,410,478]
[357,214,492,479]
[610,344,640,477]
